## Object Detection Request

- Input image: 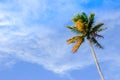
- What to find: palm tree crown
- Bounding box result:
[66,12,107,53]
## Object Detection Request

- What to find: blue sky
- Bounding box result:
[0,0,120,80]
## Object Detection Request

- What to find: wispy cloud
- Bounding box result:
[0,0,91,74]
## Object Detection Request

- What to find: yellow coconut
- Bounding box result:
[75,19,84,32]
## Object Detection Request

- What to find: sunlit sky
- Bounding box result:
[0,0,120,80]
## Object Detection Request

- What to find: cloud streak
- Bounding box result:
[0,0,91,74]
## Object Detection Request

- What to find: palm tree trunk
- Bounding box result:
[87,39,105,80]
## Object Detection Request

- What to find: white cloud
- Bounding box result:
[2,25,91,71]
[0,24,93,74]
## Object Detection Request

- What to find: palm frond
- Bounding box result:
[67,34,85,44]
[72,38,84,53]
[91,23,104,32]
[67,36,80,44]
[91,37,103,49]
[92,33,104,38]
[72,13,88,23]
[88,13,95,28]
[96,27,107,32]
[66,26,82,33]
[72,14,81,22]
[81,12,88,23]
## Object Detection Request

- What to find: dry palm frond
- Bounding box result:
[72,38,84,53]
[67,36,80,44]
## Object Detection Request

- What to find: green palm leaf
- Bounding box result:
[72,14,81,22]
[81,12,88,23]
[66,26,83,33]
[91,37,103,49]
[96,27,107,32]
[91,23,104,32]
[88,13,95,28]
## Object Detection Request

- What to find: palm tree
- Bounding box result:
[66,12,107,80]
